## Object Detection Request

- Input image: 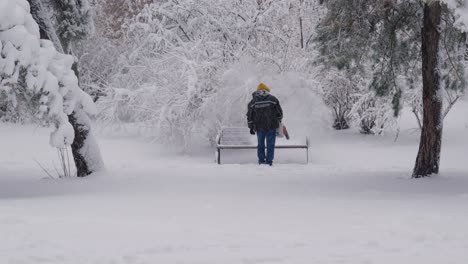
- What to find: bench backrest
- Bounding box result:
[218,127,308,148]
[219,127,256,146]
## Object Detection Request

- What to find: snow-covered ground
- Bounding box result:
[2,105,468,264]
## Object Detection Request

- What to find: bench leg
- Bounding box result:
[306,148,309,164]
[217,149,221,165]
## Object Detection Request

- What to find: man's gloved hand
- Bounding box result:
[250,128,256,135]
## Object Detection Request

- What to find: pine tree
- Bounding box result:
[316,0,466,177]
[1,0,98,167]
[28,0,103,177]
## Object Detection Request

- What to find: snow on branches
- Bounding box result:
[0,0,96,147]
[442,0,468,31]
[88,0,324,149]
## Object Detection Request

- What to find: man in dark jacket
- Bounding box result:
[247,83,283,166]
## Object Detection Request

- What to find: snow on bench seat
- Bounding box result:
[216,127,309,164]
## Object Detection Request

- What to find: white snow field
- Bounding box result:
[2,105,468,264]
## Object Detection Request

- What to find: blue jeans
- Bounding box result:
[257,129,276,164]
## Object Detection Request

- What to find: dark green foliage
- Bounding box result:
[53,0,93,53]
[315,0,382,73]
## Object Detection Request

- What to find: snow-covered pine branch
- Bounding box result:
[0,0,96,149]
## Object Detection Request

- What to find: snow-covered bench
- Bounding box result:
[216,127,309,164]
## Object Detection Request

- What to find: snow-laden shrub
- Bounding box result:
[0,0,96,147]
[91,0,325,150]
[320,71,359,130]
[350,92,398,135]
[319,69,399,134]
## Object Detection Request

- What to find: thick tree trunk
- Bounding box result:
[68,110,104,177]
[413,2,442,178]
[69,112,91,177]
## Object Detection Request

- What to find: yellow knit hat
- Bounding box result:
[257,83,270,92]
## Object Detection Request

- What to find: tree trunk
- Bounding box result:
[27,0,64,53]
[68,64,104,177]
[69,110,104,177]
[333,116,349,130]
[413,2,442,178]
[69,112,91,177]
[300,17,304,49]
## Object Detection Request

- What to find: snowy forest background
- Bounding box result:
[1,0,468,176]
[4,1,468,263]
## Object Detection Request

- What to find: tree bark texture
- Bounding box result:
[413,2,442,178]
[27,0,64,53]
[68,112,92,177]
